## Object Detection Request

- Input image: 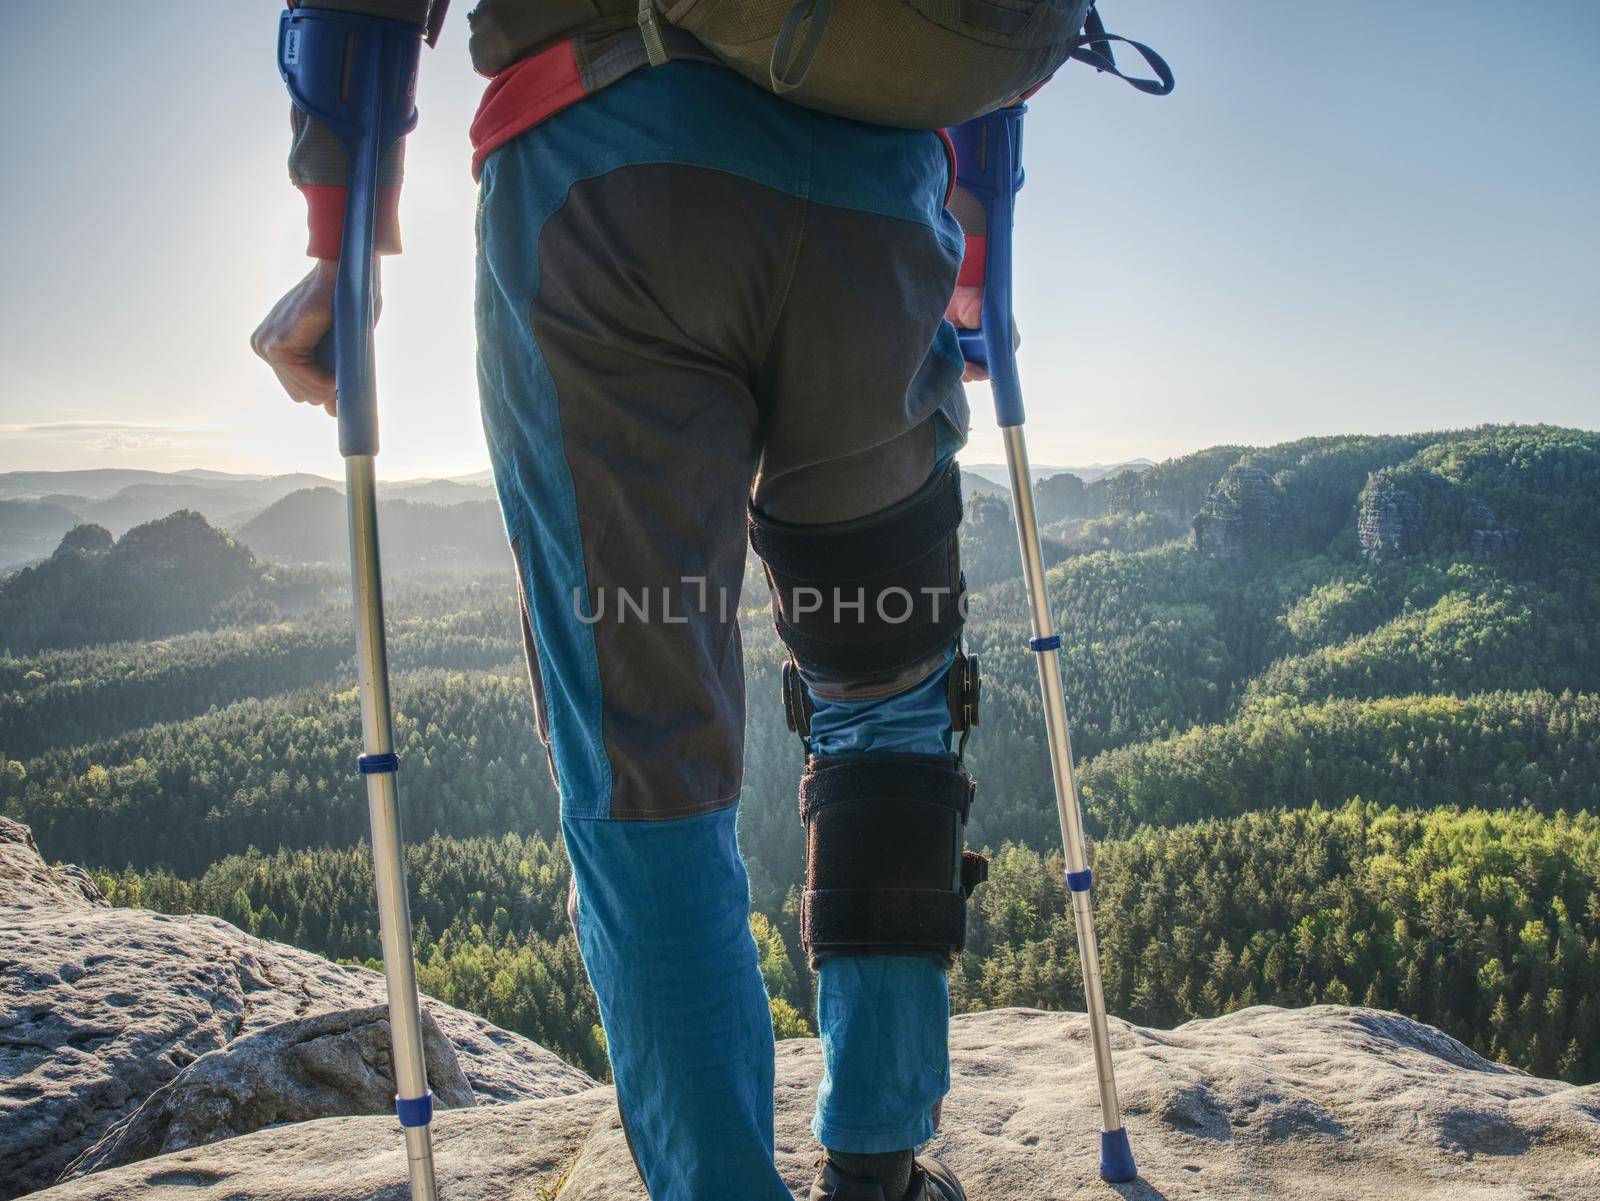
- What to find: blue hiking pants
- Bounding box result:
[476,60,969,1201]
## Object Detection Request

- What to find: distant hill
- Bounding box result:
[232,488,347,563]
[237,487,508,571]
[6,462,1161,573]
[382,478,497,506]
[1134,426,1600,565]
[0,512,262,654]
[0,469,495,568]
[0,468,341,502]
[0,470,342,562]
[0,499,82,569]
[960,458,1154,495]
[75,482,282,534]
[960,472,1007,501]
[0,469,198,502]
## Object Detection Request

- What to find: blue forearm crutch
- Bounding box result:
[278,10,438,1200]
[949,105,1137,1184]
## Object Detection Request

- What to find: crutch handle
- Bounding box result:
[279,7,422,458]
[948,105,1027,427]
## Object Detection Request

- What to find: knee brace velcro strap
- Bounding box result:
[799,753,985,969]
[750,462,965,678]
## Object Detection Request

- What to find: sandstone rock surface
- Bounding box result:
[0,818,594,1199]
[8,817,1598,1201]
[24,1005,1600,1201]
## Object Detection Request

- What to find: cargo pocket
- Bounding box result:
[510,535,559,790]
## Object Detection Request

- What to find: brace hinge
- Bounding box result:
[781,657,814,739]
[947,649,981,732]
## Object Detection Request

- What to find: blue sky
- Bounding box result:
[1,1,1594,478]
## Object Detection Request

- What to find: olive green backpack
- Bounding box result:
[638,0,1172,127]
[466,1,1171,129]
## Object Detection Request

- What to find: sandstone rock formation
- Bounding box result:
[59,1005,476,1180]
[0,818,593,1200]
[1356,470,1427,561]
[1191,466,1286,562]
[1357,468,1522,562]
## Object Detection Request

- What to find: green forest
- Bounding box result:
[4,424,1598,1084]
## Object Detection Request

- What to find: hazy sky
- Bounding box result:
[1,2,1595,479]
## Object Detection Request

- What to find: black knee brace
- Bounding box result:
[800,752,988,969]
[749,460,965,682]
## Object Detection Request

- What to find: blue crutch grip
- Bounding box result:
[278,7,423,458]
[948,106,1027,428]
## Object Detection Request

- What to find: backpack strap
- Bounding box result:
[770,0,834,94]
[637,0,670,66]
[1071,6,1174,96]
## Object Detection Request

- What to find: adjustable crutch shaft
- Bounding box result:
[348,455,438,1200]
[949,103,1136,1183]
[999,425,1123,1133]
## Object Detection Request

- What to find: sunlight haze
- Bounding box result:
[1,1,1595,479]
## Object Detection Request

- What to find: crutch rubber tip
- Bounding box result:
[1099,1127,1136,1183]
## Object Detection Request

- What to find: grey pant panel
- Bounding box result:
[529,165,779,818]
[755,419,941,526]
[522,163,963,818]
[752,179,966,523]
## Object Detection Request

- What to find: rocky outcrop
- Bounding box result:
[1358,469,1522,562]
[60,1005,477,1181]
[1192,466,1286,562]
[1471,526,1525,556]
[25,1005,1600,1201]
[0,816,106,910]
[0,819,594,1200]
[1356,471,1427,561]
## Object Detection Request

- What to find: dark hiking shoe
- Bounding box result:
[911,1157,968,1201]
[809,1155,967,1201]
